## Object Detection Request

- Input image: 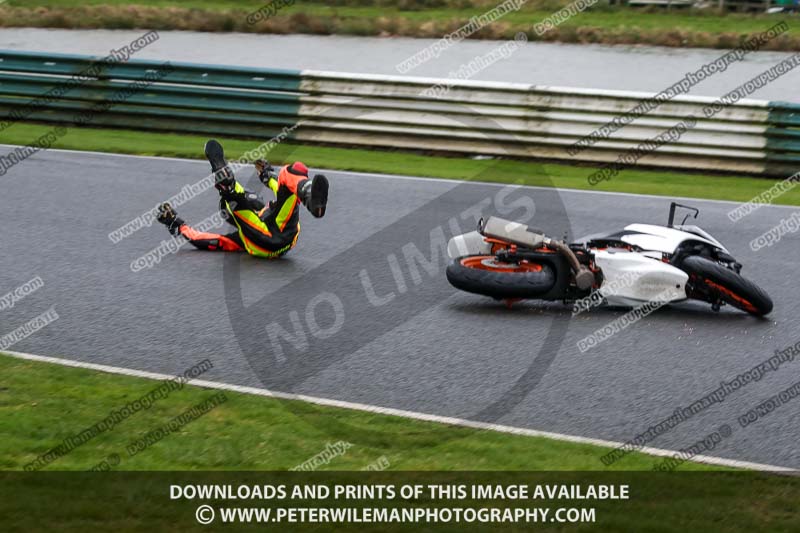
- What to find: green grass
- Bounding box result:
[1,0,798,50]
[4,0,791,34]
[7,352,800,533]
[3,121,800,205]
[0,352,720,470]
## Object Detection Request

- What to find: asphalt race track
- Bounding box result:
[2,146,799,469]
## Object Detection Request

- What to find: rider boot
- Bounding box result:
[205,139,235,193]
[298,174,329,218]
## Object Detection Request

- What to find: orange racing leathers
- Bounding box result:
[179,163,308,258]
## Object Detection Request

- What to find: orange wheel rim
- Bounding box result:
[704,279,758,313]
[461,255,543,273]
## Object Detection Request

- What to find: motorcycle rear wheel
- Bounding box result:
[682,256,773,316]
[446,255,556,299]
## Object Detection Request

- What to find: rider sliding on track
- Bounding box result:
[156,139,328,258]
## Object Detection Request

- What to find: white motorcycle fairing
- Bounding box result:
[617,224,728,255]
[588,223,728,306]
[593,249,688,306]
[580,223,725,306]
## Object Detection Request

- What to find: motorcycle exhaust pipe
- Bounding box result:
[479,217,594,290]
[544,238,595,291]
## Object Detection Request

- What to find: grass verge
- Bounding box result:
[2,121,800,205]
[0,352,723,471]
[1,0,799,51]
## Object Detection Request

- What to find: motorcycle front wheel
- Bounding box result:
[682,256,773,316]
[446,255,556,299]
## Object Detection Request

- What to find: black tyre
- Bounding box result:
[446,255,556,299]
[681,256,773,316]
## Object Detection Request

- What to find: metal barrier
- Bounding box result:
[0,49,797,177]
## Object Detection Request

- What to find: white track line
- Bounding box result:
[3,349,795,473]
[2,143,796,210]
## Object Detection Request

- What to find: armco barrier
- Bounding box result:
[0,49,797,176]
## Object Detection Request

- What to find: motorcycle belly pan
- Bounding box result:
[594,250,688,306]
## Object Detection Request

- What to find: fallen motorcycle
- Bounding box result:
[445,202,773,316]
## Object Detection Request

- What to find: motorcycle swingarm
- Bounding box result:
[497,249,577,301]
